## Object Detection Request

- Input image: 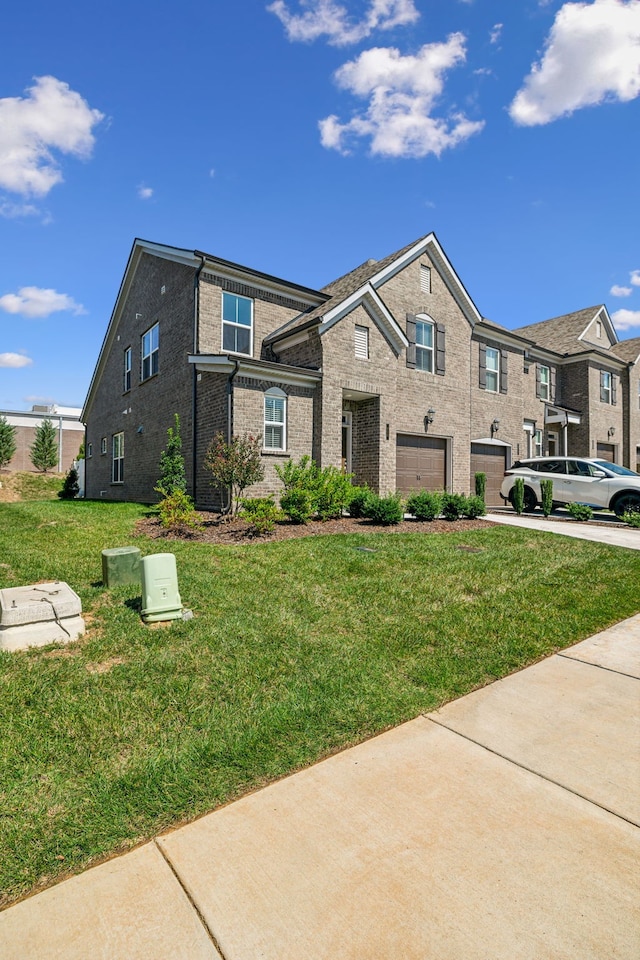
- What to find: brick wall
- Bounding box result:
[3,420,83,472]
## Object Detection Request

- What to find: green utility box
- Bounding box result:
[102,547,142,587]
[140,553,182,623]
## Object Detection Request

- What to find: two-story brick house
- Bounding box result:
[82,234,640,509]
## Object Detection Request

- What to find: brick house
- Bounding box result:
[82,235,640,508]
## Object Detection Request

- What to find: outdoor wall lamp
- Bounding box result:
[424,408,436,431]
[608,426,615,438]
[491,418,500,436]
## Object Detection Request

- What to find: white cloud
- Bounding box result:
[510,0,640,126]
[0,287,86,319]
[490,23,503,44]
[0,76,103,197]
[268,0,419,46]
[631,269,640,286]
[611,284,633,296]
[0,353,33,368]
[137,184,153,199]
[0,200,41,219]
[612,308,640,330]
[319,36,484,157]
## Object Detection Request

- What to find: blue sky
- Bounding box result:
[1,0,639,411]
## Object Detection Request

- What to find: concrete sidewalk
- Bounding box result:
[485,510,640,549]
[2,621,639,959]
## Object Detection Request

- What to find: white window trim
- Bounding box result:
[124,346,132,392]
[263,388,286,452]
[601,371,612,404]
[485,346,500,393]
[539,364,550,401]
[415,316,435,373]
[100,437,107,455]
[222,291,254,358]
[87,442,92,458]
[141,323,159,381]
[112,432,124,483]
[355,324,369,360]
[534,428,543,458]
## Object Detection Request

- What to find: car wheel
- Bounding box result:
[612,492,640,517]
[523,487,538,512]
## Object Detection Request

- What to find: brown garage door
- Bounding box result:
[470,443,508,506]
[596,442,615,462]
[396,435,446,494]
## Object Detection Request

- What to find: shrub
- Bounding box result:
[315,466,354,520]
[474,472,486,503]
[280,488,315,524]
[156,414,187,497]
[157,490,202,530]
[540,478,553,517]
[512,477,525,515]
[30,418,58,473]
[441,493,467,521]
[566,502,593,522]
[622,510,640,528]
[347,485,374,518]
[58,467,80,500]
[204,433,265,517]
[240,496,283,535]
[462,494,486,519]
[406,490,442,521]
[364,492,404,525]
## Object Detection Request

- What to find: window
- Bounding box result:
[600,371,612,404]
[141,323,159,381]
[355,325,369,360]
[87,442,92,458]
[534,429,543,457]
[124,347,131,392]
[100,437,107,455]
[222,292,253,356]
[420,264,431,293]
[416,319,434,372]
[264,389,286,451]
[538,364,550,401]
[112,433,124,483]
[596,320,602,339]
[485,347,499,392]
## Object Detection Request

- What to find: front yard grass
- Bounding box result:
[1,499,639,906]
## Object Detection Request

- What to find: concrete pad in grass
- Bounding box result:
[559,615,640,679]
[158,718,639,960]
[0,843,220,960]
[431,655,640,825]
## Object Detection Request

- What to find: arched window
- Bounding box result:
[264,387,287,451]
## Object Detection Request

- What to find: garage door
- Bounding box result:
[596,442,615,462]
[470,443,508,506]
[396,435,446,495]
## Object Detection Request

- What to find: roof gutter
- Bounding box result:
[191,254,206,505]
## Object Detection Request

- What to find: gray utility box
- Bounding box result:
[102,546,142,587]
[140,553,182,623]
[0,581,85,652]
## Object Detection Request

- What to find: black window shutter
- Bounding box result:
[435,324,445,376]
[500,349,508,394]
[600,371,607,402]
[406,314,417,369]
[535,364,541,398]
[612,375,617,405]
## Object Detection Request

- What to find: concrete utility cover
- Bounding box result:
[0,581,85,652]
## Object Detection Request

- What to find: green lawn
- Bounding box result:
[1,499,639,906]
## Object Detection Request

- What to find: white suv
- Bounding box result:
[500,457,640,516]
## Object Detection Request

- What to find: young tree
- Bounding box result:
[0,416,17,469]
[30,418,59,473]
[156,413,187,497]
[204,432,264,516]
[58,467,80,499]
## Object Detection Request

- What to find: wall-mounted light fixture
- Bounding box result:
[424,408,436,431]
[491,418,500,436]
[136,425,144,434]
[608,426,615,439]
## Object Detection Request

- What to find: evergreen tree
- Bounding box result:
[0,416,17,469]
[30,418,59,473]
[156,413,187,497]
[58,467,80,499]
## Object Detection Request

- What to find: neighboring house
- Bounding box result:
[0,404,83,473]
[82,236,640,508]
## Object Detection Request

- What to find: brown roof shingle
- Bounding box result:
[513,306,604,355]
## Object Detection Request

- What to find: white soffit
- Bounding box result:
[319,284,408,352]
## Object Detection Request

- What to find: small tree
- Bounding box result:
[30,418,58,473]
[512,477,525,515]
[0,416,17,469]
[474,472,486,503]
[204,432,265,517]
[156,413,187,497]
[58,467,80,499]
[540,478,553,518]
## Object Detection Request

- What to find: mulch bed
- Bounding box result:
[135,513,494,545]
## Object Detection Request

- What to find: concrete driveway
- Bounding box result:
[485,510,640,549]
[2,618,639,959]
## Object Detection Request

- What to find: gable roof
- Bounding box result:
[610,336,640,364]
[513,306,616,356]
[264,233,482,347]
